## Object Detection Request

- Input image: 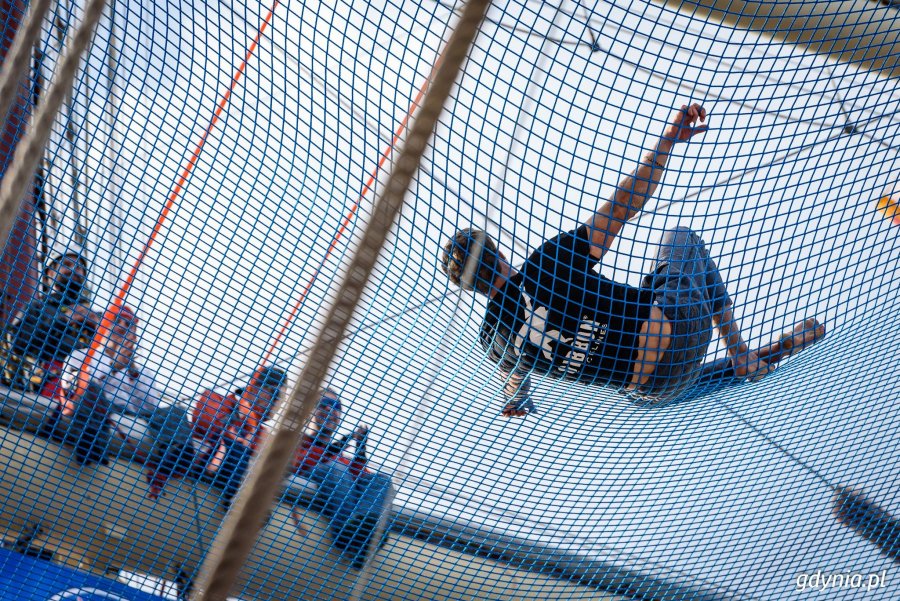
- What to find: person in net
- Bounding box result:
[440,103,824,414]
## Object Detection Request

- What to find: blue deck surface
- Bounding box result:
[0,548,167,601]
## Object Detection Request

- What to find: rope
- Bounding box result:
[713,399,834,490]
[488,5,563,256]
[190,0,493,598]
[72,0,282,402]
[0,0,107,249]
[344,293,467,597]
[194,35,449,482]
[715,397,900,562]
[0,0,52,147]
[165,42,449,404]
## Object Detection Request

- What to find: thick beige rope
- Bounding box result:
[0,0,53,146]
[0,0,109,248]
[190,1,493,599]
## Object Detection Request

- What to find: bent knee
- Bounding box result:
[664,226,703,246]
[662,227,711,259]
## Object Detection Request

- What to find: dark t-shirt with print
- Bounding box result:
[479,225,654,387]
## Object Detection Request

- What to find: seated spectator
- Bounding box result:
[294,388,369,478]
[52,305,195,493]
[192,366,287,504]
[59,305,162,416]
[292,389,391,569]
[1,247,99,394]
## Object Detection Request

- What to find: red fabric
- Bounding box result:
[38,359,65,399]
[228,410,266,451]
[145,469,169,500]
[143,386,232,500]
[293,434,368,478]
[192,388,268,483]
[194,388,267,449]
[293,434,335,474]
[343,453,369,477]
[192,390,235,446]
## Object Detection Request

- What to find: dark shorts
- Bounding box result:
[630,227,730,405]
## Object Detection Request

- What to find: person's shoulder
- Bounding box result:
[483,278,523,322]
[479,279,525,352]
[63,348,89,369]
[14,298,49,323]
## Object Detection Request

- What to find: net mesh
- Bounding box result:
[0,0,898,600]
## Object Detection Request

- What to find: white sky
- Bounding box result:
[29,0,900,598]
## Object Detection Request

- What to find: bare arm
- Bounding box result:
[585,104,709,260]
[500,370,535,418]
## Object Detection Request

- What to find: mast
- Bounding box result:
[0,0,39,324]
[32,44,49,263]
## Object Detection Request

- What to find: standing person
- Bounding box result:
[1,247,99,394]
[440,104,824,413]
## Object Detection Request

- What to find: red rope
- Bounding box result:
[258,47,447,371]
[73,2,282,401]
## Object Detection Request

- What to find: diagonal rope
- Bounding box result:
[256,43,448,371]
[236,35,448,439]
[713,398,833,489]
[0,0,52,147]
[0,0,106,248]
[345,291,470,594]
[642,128,849,218]
[712,395,899,563]
[163,37,449,406]
[488,3,565,255]
[190,1,493,598]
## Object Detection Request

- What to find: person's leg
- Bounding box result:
[680,318,827,399]
[631,296,711,406]
[693,357,739,393]
[636,357,737,406]
[635,228,721,404]
[640,228,825,400]
[755,318,826,364]
[66,380,113,465]
[652,227,786,380]
[644,226,730,315]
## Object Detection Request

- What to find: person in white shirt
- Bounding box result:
[56,305,196,489]
[60,304,164,415]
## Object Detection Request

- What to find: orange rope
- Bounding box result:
[72,2,281,402]
[258,48,447,371]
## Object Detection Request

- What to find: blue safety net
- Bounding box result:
[0,0,898,600]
